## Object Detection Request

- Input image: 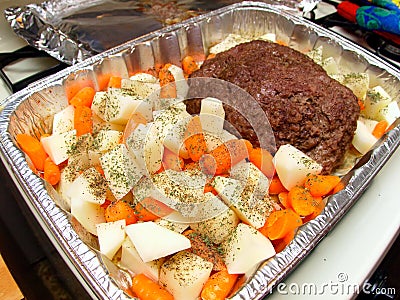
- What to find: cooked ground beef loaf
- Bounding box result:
[188,40,360,174]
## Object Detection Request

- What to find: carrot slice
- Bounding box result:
[249,147,275,178]
[104,201,137,225]
[204,180,218,195]
[74,105,93,136]
[182,55,199,76]
[138,196,174,218]
[134,201,159,222]
[160,83,177,98]
[131,273,174,300]
[268,176,287,195]
[271,229,296,253]
[278,192,291,209]
[304,174,341,197]
[16,133,48,171]
[228,275,246,298]
[358,98,365,110]
[96,74,111,91]
[288,186,319,216]
[332,181,345,194]
[200,139,250,175]
[302,196,325,223]
[162,147,184,171]
[65,78,94,101]
[206,53,216,60]
[69,86,96,107]
[184,115,208,162]
[201,268,238,300]
[183,229,226,271]
[159,63,177,98]
[43,157,61,185]
[107,75,122,89]
[259,209,302,240]
[158,64,174,86]
[372,120,389,139]
[184,161,200,171]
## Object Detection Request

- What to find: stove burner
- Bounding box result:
[365,32,400,63]
[0,46,68,93]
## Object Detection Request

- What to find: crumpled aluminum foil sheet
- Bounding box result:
[3,0,316,65]
[1,2,400,299]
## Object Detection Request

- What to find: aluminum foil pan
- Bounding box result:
[4,0,312,65]
[1,2,400,299]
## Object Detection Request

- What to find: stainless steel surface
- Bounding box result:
[1,2,400,299]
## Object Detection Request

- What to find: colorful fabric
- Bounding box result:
[356,5,400,35]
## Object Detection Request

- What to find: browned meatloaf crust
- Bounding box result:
[188,40,360,174]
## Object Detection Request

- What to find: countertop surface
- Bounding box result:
[0,1,399,299]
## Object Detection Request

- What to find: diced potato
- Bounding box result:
[352,120,378,154]
[52,105,74,135]
[152,102,189,141]
[273,144,323,190]
[209,34,250,54]
[212,176,244,202]
[104,89,152,125]
[93,129,123,153]
[360,117,378,132]
[65,167,108,205]
[230,161,270,199]
[129,73,158,83]
[74,133,94,154]
[229,162,272,228]
[91,91,107,120]
[120,237,165,282]
[160,251,213,300]
[96,219,126,260]
[185,192,228,222]
[125,123,151,171]
[306,45,323,65]
[92,113,125,134]
[57,156,88,210]
[155,218,189,233]
[221,223,275,274]
[332,72,369,100]
[213,175,270,224]
[363,86,392,120]
[144,104,189,173]
[257,33,276,42]
[377,100,400,125]
[200,97,225,134]
[151,170,207,217]
[143,124,164,175]
[190,208,240,244]
[167,65,189,99]
[100,144,143,199]
[125,221,191,262]
[41,129,77,165]
[203,132,224,152]
[121,79,160,99]
[322,57,339,75]
[70,197,106,236]
[163,114,191,157]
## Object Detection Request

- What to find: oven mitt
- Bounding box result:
[337,1,400,36]
[369,0,400,13]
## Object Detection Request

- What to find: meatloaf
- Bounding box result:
[188,40,360,174]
